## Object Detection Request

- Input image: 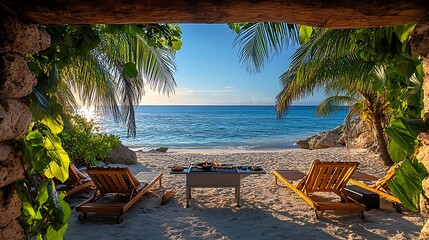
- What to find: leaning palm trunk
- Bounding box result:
[372,109,393,166]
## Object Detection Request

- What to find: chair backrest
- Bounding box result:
[68,163,83,183]
[374,164,398,190]
[87,167,141,194]
[303,161,359,193]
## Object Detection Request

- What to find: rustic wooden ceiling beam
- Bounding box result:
[1,0,428,28]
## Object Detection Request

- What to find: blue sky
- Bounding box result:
[141,24,324,105]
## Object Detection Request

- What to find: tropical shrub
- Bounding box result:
[17,117,71,240]
[60,114,121,167]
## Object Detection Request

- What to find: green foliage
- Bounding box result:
[394,25,415,43]
[386,119,415,162]
[387,158,427,211]
[298,25,313,44]
[18,117,71,240]
[28,24,181,137]
[19,23,179,239]
[21,121,70,183]
[123,62,138,78]
[232,23,427,210]
[59,115,121,167]
[17,179,71,240]
[230,22,300,73]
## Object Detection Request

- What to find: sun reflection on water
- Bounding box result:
[77,106,111,133]
[78,106,95,121]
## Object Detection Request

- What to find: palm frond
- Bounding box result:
[276,53,376,118]
[316,96,357,117]
[234,23,299,73]
[62,24,178,136]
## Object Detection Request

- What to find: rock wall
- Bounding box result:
[0,16,50,239]
[410,16,429,240]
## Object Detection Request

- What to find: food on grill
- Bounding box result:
[251,166,263,171]
[196,161,213,170]
[172,166,184,172]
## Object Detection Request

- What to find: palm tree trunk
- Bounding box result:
[373,113,394,166]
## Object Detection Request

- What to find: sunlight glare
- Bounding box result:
[79,106,96,121]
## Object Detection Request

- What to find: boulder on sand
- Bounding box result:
[297,125,344,150]
[148,147,169,153]
[105,143,137,165]
[341,119,375,149]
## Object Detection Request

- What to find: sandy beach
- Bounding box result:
[65,147,424,240]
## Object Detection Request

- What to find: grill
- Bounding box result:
[189,166,237,173]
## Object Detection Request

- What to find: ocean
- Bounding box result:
[84,105,348,150]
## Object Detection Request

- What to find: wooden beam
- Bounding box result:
[1,0,428,28]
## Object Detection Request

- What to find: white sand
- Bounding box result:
[65,147,424,240]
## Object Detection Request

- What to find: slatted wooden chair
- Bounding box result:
[61,163,94,196]
[50,163,93,196]
[76,166,163,223]
[274,160,366,219]
[349,165,402,212]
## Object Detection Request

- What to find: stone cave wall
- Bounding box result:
[0,16,50,239]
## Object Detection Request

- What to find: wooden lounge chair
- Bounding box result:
[76,166,163,223]
[61,163,94,196]
[51,163,93,196]
[349,165,402,212]
[274,161,366,219]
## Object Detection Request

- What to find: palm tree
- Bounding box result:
[314,67,393,165]
[276,29,397,165]
[31,24,181,136]
[233,26,397,165]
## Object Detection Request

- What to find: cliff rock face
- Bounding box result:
[0,16,50,240]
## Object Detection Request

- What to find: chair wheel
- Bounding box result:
[393,203,403,213]
[116,214,124,224]
[359,212,366,220]
[78,213,87,222]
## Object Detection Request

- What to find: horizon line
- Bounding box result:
[135,104,323,107]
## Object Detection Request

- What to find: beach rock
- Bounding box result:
[296,139,310,149]
[297,125,344,150]
[105,143,137,165]
[149,147,169,153]
[342,119,375,149]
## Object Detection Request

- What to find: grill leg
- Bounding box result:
[186,186,190,208]
[235,186,241,207]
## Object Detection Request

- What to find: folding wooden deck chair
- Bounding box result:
[51,163,93,196]
[274,161,366,219]
[61,163,94,196]
[349,165,402,212]
[76,166,163,223]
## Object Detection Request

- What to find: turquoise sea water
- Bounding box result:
[85,105,347,150]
